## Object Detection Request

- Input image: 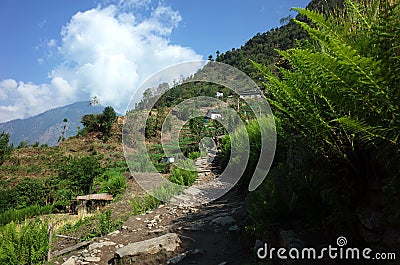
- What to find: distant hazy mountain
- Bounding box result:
[0,101,112,146]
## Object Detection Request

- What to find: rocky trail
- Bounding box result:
[58,151,255,265]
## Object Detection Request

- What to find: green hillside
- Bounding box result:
[0,0,398,263]
[216,0,344,81]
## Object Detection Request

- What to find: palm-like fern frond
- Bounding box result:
[256,0,400,165]
[335,116,399,147]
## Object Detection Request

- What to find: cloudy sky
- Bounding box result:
[0,0,310,122]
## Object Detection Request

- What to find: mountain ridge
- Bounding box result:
[0,101,114,146]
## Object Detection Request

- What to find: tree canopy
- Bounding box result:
[0,132,13,165]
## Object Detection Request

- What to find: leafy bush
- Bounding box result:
[188,151,201,160]
[130,195,161,215]
[247,162,327,237]
[130,182,183,215]
[169,168,197,186]
[3,178,47,210]
[151,182,184,202]
[220,116,275,191]
[81,106,117,137]
[17,140,29,149]
[250,0,400,239]
[60,209,122,241]
[99,172,127,197]
[58,155,104,194]
[169,159,197,186]
[126,152,156,172]
[0,219,49,265]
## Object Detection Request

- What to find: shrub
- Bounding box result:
[81,106,117,137]
[12,178,46,209]
[0,219,49,265]
[250,0,400,239]
[220,116,275,191]
[130,195,160,215]
[58,155,104,194]
[246,163,326,239]
[17,140,29,149]
[169,168,197,186]
[81,114,102,133]
[99,173,127,197]
[60,209,122,241]
[188,151,201,160]
[129,182,183,215]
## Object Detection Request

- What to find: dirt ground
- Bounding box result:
[53,151,258,265]
[54,185,258,265]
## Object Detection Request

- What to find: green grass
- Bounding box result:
[130,182,184,215]
[60,209,123,241]
[0,205,54,226]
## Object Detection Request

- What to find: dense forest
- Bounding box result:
[216,0,345,83]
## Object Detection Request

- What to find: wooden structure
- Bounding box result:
[239,90,263,99]
[206,109,222,120]
[76,193,113,215]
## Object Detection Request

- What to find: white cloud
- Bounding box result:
[0,79,17,100]
[51,77,76,100]
[0,79,17,89]
[0,80,56,122]
[101,0,152,10]
[47,39,57,48]
[0,3,202,122]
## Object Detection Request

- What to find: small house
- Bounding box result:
[76,193,113,215]
[216,92,224,98]
[206,109,222,120]
[239,90,263,99]
[159,156,175,163]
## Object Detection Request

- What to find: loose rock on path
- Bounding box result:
[60,151,254,264]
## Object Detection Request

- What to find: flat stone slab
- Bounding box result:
[114,233,181,260]
[89,241,116,250]
[62,256,77,265]
[210,216,235,226]
[84,256,101,262]
[183,187,202,197]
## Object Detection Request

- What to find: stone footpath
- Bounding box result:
[59,151,252,264]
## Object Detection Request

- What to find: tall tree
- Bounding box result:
[101,106,117,137]
[89,96,100,114]
[58,156,104,194]
[58,118,68,143]
[0,132,12,165]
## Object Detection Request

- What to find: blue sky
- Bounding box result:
[0,0,310,122]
